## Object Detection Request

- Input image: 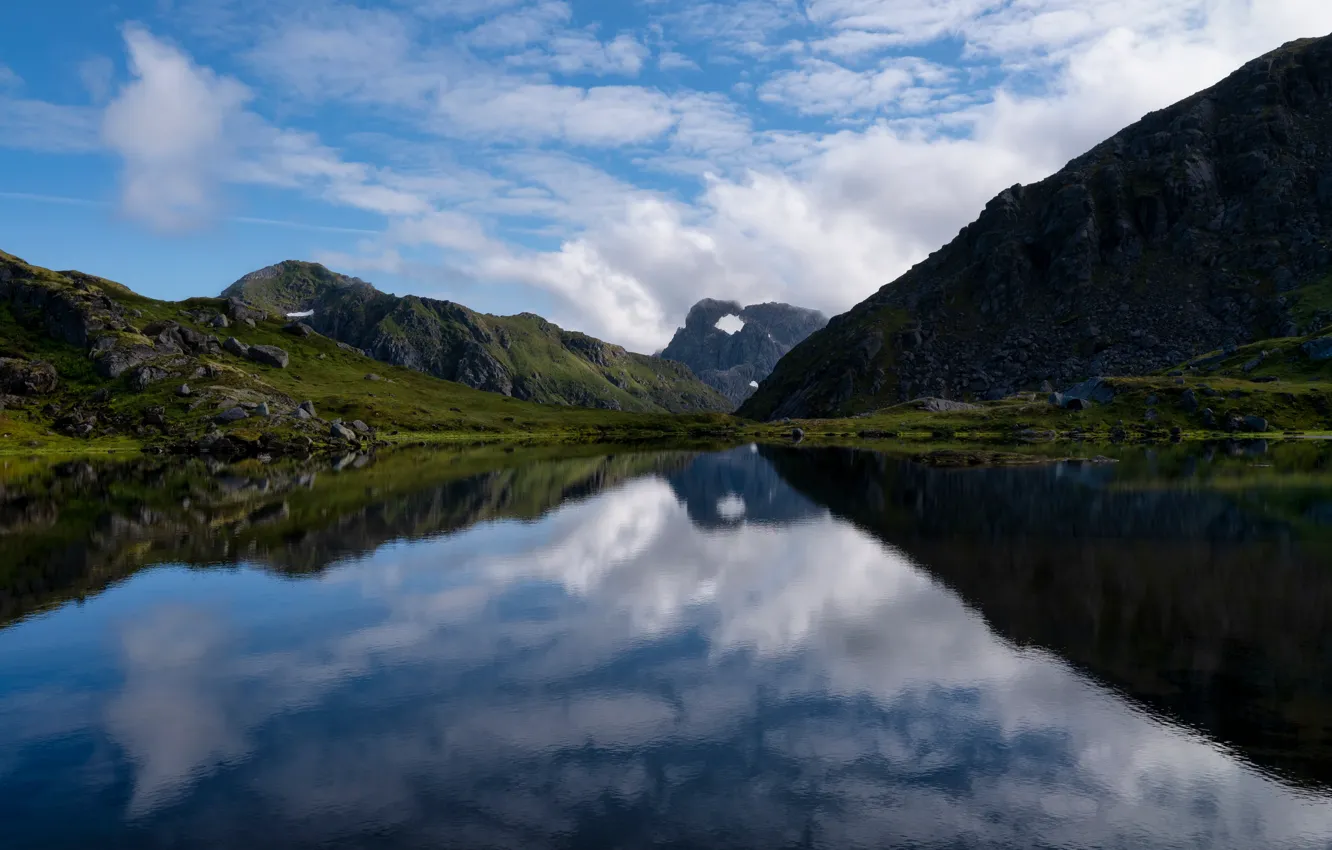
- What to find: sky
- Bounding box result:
[2,1,1331,353]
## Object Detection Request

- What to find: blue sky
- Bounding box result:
[2,1,1329,350]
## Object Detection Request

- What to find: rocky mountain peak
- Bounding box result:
[222,261,370,315]
[661,298,827,407]
[744,33,1332,420]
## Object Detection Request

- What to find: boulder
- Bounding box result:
[128,365,170,392]
[790,427,804,442]
[299,400,317,418]
[330,422,358,441]
[211,314,230,329]
[248,345,290,369]
[0,358,58,395]
[223,337,249,357]
[1062,377,1116,405]
[1179,389,1198,412]
[365,373,383,382]
[177,384,191,397]
[351,419,370,433]
[1048,392,1065,407]
[225,298,268,323]
[255,402,270,417]
[91,342,156,379]
[1303,335,1332,361]
[216,406,248,423]
[293,407,312,420]
[1066,397,1092,411]
[1243,414,1269,433]
[1202,408,1216,428]
[283,321,315,337]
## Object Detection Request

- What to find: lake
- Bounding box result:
[3,441,1332,849]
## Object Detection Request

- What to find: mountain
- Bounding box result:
[223,262,729,414]
[0,249,740,455]
[744,34,1332,420]
[659,298,827,407]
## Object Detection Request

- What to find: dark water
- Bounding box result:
[4,442,1332,849]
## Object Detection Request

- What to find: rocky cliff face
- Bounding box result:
[744,34,1332,420]
[222,262,731,414]
[660,298,826,407]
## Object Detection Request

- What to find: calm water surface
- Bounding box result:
[3,442,1332,849]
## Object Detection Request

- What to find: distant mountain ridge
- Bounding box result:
[660,298,826,407]
[223,262,730,414]
[744,34,1332,420]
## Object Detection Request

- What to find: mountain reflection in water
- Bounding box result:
[3,442,1332,849]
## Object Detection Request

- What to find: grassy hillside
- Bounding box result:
[0,250,742,455]
[221,260,729,414]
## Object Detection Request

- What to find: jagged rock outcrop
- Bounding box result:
[745,34,1332,420]
[660,298,826,407]
[221,262,730,413]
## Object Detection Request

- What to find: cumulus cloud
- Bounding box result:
[102,25,252,229]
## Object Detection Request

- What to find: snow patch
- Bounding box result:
[749,380,759,388]
[287,310,314,318]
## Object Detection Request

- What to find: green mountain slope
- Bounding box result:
[744,35,1332,420]
[222,261,729,414]
[0,249,740,455]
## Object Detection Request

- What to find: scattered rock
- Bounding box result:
[913,397,982,413]
[293,407,312,420]
[1039,380,1054,393]
[223,337,249,357]
[1179,389,1198,412]
[330,422,358,441]
[1202,408,1217,428]
[255,402,270,417]
[283,321,315,337]
[244,318,256,329]
[364,373,382,382]
[177,384,191,397]
[216,406,249,423]
[1065,397,1092,411]
[212,314,230,329]
[790,427,804,442]
[299,400,317,418]
[247,345,290,369]
[351,419,370,433]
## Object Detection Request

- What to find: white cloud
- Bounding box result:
[463,0,572,49]
[658,50,700,71]
[510,31,650,76]
[759,57,957,115]
[102,25,252,229]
